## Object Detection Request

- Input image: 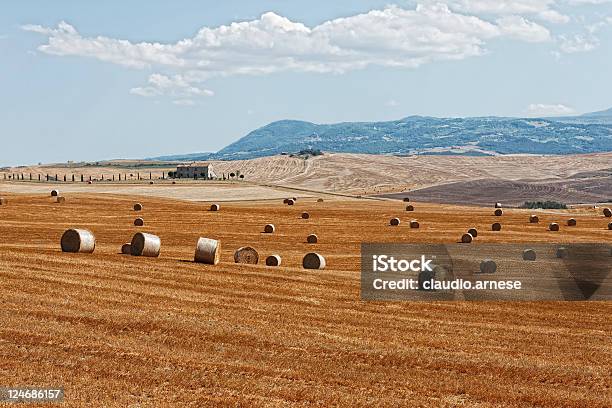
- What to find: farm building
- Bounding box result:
[172,162,216,179]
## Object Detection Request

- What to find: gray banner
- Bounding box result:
[0,387,64,403]
[361,243,611,301]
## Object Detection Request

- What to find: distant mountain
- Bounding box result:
[548,107,612,124]
[149,109,612,161]
[148,152,214,161]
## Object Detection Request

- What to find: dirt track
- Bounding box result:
[0,192,610,406]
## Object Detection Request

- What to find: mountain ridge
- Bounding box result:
[148,108,612,161]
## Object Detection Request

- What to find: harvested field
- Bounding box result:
[0,182,309,202]
[4,152,612,200]
[209,152,612,196]
[0,192,610,407]
[384,177,612,207]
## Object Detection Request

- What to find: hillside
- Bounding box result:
[215,116,612,159]
[8,153,612,205]
[209,152,612,205]
[149,108,612,162]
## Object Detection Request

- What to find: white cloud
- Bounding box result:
[553,15,612,55]
[445,0,556,14]
[22,4,557,97]
[558,33,599,52]
[566,0,612,4]
[537,10,571,23]
[129,74,214,98]
[496,16,552,42]
[527,103,576,116]
[443,0,571,23]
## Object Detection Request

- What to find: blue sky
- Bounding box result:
[1,0,611,166]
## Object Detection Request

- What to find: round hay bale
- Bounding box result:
[567,218,577,227]
[121,243,131,255]
[556,247,568,259]
[480,259,497,274]
[55,196,66,204]
[287,199,295,206]
[301,212,310,219]
[529,214,539,223]
[265,254,282,267]
[0,197,7,205]
[130,232,161,257]
[432,264,452,282]
[210,204,220,211]
[410,220,420,229]
[172,181,176,184]
[303,252,325,270]
[405,205,414,211]
[549,223,560,232]
[264,224,275,233]
[133,203,143,211]
[461,233,473,243]
[134,217,144,227]
[51,189,59,197]
[390,218,401,226]
[467,228,478,237]
[307,234,318,244]
[403,197,410,202]
[494,202,502,208]
[492,222,502,231]
[608,222,612,230]
[494,209,503,216]
[317,198,324,203]
[417,267,435,290]
[61,229,96,253]
[522,249,537,261]
[234,246,259,264]
[603,208,612,217]
[194,237,220,265]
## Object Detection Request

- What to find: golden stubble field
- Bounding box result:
[0,190,610,407]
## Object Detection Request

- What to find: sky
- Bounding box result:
[1,0,611,166]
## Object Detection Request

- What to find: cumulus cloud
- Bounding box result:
[552,13,612,55]
[445,0,556,14]
[496,16,552,42]
[558,33,600,52]
[22,4,556,97]
[527,103,576,116]
[537,10,571,24]
[129,74,213,98]
[443,0,570,23]
[566,0,612,4]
